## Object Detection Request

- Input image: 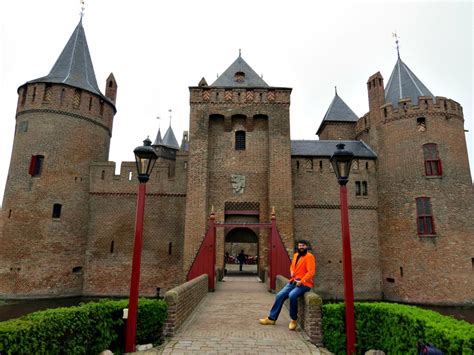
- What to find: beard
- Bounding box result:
[298,248,307,255]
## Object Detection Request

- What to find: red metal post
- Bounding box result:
[125,182,147,353]
[208,211,216,290]
[339,185,356,354]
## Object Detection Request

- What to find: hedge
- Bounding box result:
[322,302,474,355]
[0,298,167,354]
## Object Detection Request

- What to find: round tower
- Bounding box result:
[369,56,474,305]
[0,19,117,297]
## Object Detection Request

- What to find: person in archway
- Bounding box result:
[237,250,246,272]
[259,240,316,330]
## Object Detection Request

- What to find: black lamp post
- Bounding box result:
[125,137,158,353]
[330,143,356,355]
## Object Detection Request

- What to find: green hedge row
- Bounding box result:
[0,298,167,354]
[322,302,474,355]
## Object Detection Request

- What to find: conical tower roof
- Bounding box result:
[27,18,110,103]
[211,54,268,88]
[385,57,434,107]
[316,92,358,135]
[162,126,180,150]
[153,128,163,146]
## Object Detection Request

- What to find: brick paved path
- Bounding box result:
[152,272,330,354]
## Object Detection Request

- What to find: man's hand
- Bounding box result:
[296,279,302,287]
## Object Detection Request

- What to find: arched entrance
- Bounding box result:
[224,228,258,276]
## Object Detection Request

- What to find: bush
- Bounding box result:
[322,302,474,355]
[0,298,167,354]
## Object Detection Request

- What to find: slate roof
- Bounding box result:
[162,126,180,150]
[316,93,359,135]
[291,140,377,159]
[27,19,111,103]
[152,128,163,146]
[385,57,434,107]
[211,55,269,87]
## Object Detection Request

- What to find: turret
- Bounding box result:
[0,18,116,297]
[367,71,385,123]
[317,90,358,140]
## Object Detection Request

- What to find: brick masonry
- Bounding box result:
[0,54,472,306]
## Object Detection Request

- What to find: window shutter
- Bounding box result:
[29,155,37,176]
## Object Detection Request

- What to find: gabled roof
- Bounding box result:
[316,93,359,135]
[211,55,268,88]
[384,57,434,107]
[162,126,180,150]
[27,19,110,103]
[291,140,377,159]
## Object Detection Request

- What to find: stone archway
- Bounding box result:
[224,228,258,275]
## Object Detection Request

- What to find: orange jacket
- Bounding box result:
[289,252,316,288]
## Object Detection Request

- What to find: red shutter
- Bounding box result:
[28,155,37,176]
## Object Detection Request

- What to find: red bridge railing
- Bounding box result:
[187,209,291,291]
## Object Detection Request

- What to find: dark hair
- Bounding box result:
[297,240,309,246]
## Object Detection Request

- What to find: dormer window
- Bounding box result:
[234,72,245,83]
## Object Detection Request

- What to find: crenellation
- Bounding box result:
[379,96,463,124]
[190,87,291,105]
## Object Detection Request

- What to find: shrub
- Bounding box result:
[322,302,474,355]
[0,298,167,354]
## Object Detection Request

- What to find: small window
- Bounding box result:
[416,197,435,236]
[128,171,133,181]
[101,170,105,180]
[99,100,104,115]
[417,117,426,132]
[383,107,387,118]
[72,266,83,274]
[296,160,300,170]
[109,80,114,88]
[52,203,62,219]
[362,181,368,196]
[319,160,323,170]
[29,155,44,177]
[184,161,188,170]
[423,143,442,176]
[60,88,65,104]
[168,242,172,255]
[32,86,36,102]
[8,209,12,219]
[19,121,28,133]
[234,71,245,82]
[355,181,361,196]
[235,130,246,150]
[110,241,114,253]
[88,97,93,111]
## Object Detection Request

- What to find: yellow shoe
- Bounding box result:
[259,317,276,325]
[289,320,297,330]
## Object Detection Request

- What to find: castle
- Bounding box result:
[0,19,473,305]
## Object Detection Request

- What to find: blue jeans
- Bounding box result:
[268,282,311,321]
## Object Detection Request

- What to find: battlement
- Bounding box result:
[89,151,188,195]
[16,83,115,134]
[379,96,463,123]
[189,87,291,105]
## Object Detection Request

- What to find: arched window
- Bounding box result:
[416,197,435,236]
[235,130,246,150]
[423,143,442,176]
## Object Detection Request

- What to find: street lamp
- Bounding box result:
[125,137,158,353]
[330,143,356,355]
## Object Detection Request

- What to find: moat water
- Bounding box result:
[0,295,473,324]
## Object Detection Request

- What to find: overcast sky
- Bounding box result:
[0,1,472,203]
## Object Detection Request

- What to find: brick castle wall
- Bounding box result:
[0,82,115,297]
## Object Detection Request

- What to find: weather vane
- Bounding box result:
[168,109,172,127]
[239,48,241,57]
[392,32,400,58]
[80,0,85,18]
[156,116,160,130]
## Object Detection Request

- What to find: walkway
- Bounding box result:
[151,267,330,354]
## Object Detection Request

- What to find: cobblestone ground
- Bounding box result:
[145,269,331,354]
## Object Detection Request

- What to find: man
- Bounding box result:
[259,240,316,330]
[237,250,246,272]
